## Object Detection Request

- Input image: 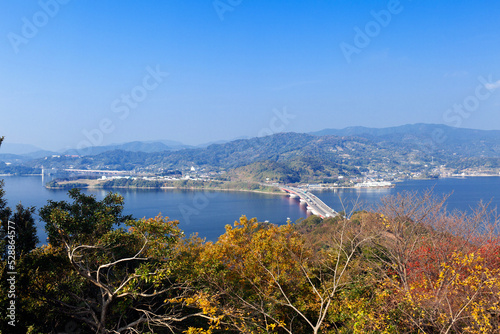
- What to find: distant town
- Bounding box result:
[2,124,500,193]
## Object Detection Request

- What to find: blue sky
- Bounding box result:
[1,0,500,151]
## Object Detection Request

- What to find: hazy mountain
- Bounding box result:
[0,153,28,163]
[0,142,58,162]
[156,139,192,150]
[29,131,469,172]
[194,136,250,148]
[61,138,254,156]
[311,123,500,139]
[24,150,60,159]
[10,124,500,182]
[63,141,190,156]
[311,124,500,158]
[0,142,48,155]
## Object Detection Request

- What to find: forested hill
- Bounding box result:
[311,123,500,158]
[28,132,420,171]
[23,124,500,181]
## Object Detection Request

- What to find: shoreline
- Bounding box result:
[45,183,287,196]
[36,174,500,194]
[45,180,396,192]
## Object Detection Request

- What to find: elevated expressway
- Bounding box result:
[280,186,337,218]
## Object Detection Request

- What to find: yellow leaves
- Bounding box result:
[168,292,219,318]
[170,293,226,333]
[379,213,393,230]
[265,323,277,331]
[236,215,250,226]
[467,299,495,334]
[272,320,287,331]
[183,328,212,334]
[196,215,320,331]
[332,287,397,334]
[405,248,500,333]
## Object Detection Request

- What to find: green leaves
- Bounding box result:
[34,190,192,333]
[40,189,132,247]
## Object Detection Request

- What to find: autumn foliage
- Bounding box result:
[1,189,499,333]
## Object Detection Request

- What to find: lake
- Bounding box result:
[1,175,499,243]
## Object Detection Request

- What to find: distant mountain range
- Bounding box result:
[62,140,190,156]
[0,138,238,158]
[310,124,500,158]
[2,124,500,182]
[0,142,46,155]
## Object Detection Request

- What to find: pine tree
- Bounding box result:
[10,203,38,257]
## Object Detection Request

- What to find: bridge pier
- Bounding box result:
[280,186,337,219]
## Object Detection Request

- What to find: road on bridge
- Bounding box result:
[280,186,337,219]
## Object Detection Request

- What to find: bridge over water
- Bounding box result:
[280,186,337,218]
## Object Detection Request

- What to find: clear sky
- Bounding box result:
[1,0,500,151]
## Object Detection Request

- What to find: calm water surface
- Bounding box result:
[1,176,307,243]
[2,176,499,243]
[313,177,500,214]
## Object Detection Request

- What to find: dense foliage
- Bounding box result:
[0,186,498,333]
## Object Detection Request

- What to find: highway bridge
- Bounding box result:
[280,186,337,218]
[62,169,130,176]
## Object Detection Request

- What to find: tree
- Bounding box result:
[0,202,38,261]
[9,204,38,258]
[34,190,205,333]
[368,191,500,333]
[371,190,451,291]
[39,188,132,246]
[184,212,385,334]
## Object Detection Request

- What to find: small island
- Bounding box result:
[45,175,285,194]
